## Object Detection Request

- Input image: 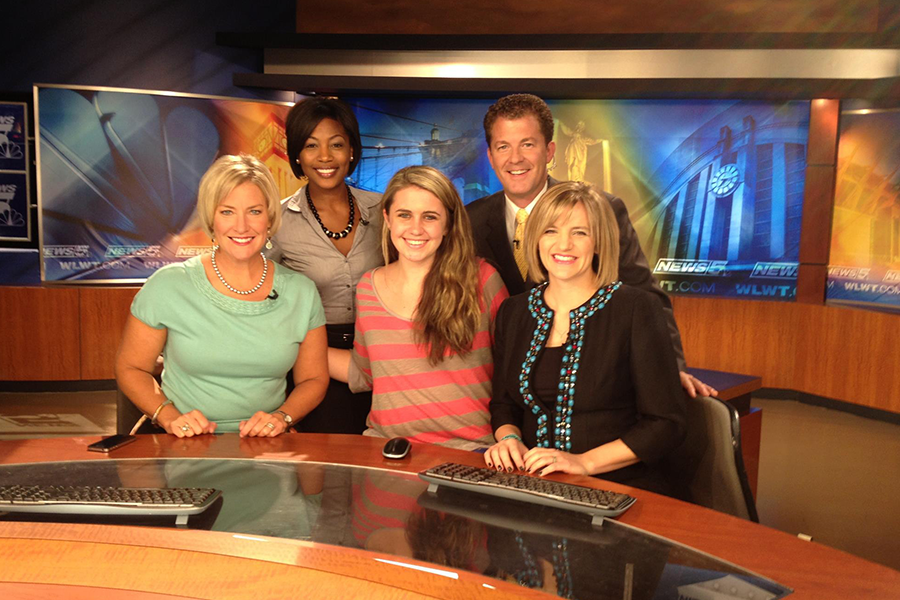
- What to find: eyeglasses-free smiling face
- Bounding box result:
[384,186,448,268]
[538,201,597,287]
[213,182,270,263]
[297,118,351,192]
[487,115,556,208]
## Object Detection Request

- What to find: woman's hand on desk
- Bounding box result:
[161,408,217,438]
[239,411,289,438]
[522,448,591,477]
[485,437,528,472]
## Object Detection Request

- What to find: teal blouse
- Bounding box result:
[131,256,326,432]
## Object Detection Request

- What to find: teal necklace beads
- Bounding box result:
[520,281,621,450]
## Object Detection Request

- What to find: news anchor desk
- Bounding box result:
[0,434,896,600]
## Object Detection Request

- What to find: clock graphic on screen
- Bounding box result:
[709,164,741,197]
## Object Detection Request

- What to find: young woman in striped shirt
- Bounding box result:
[328,166,508,450]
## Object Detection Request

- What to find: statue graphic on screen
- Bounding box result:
[560,120,600,183]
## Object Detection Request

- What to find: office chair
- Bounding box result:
[116,385,165,435]
[665,395,760,522]
[116,362,166,435]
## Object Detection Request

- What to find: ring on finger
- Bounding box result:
[265,422,276,430]
[551,456,558,464]
[180,424,191,433]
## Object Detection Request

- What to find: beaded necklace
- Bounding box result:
[519,280,621,450]
[210,246,268,295]
[513,533,574,598]
[306,185,355,239]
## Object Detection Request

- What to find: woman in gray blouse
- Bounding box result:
[268,98,383,434]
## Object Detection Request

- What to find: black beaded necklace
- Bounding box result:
[306,185,355,239]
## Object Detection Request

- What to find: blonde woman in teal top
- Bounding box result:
[116,155,329,437]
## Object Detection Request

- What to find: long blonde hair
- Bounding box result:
[524,181,620,286]
[381,166,481,364]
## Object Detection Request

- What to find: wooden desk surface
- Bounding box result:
[0,434,897,600]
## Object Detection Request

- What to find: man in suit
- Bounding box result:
[466,94,715,397]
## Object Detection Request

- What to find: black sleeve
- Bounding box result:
[618,291,687,465]
[608,193,687,370]
[489,299,524,434]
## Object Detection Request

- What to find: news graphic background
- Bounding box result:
[37,86,301,282]
[827,104,900,312]
[0,101,30,242]
[37,90,810,296]
[347,98,809,299]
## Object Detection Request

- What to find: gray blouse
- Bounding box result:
[268,185,384,324]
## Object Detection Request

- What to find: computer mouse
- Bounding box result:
[382,437,411,459]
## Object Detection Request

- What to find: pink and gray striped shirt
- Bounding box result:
[349,260,508,450]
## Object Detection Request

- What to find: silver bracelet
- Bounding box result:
[150,399,173,426]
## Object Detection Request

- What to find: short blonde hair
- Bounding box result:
[196,154,282,239]
[523,181,620,286]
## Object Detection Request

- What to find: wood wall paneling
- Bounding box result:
[296,0,880,35]
[0,287,80,381]
[807,99,840,166]
[798,165,837,265]
[674,297,900,415]
[79,288,140,380]
[796,264,827,304]
[673,297,800,389]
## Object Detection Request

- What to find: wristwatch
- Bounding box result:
[272,410,294,428]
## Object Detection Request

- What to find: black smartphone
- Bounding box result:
[87,434,137,453]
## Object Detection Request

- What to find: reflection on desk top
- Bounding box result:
[0,434,897,600]
[0,458,791,600]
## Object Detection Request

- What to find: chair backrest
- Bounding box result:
[116,386,168,434]
[665,395,759,522]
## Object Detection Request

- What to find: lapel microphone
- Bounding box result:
[360,217,370,226]
[268,290,279,301]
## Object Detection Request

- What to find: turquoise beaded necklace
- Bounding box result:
[519,280,621,450]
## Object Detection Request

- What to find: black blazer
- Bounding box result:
[466,178,686,369]
[490,285,687,484]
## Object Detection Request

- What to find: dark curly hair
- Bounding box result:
[285,97,362,179]
[483,94,554,146]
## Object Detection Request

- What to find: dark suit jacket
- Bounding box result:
[466,178,686,368]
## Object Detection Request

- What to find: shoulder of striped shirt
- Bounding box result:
[477,259,507,302]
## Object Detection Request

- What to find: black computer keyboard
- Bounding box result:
[0,485,221,517]
[419,463,636,519]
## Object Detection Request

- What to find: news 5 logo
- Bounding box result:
[653,259,727,276]
[828,266,870,281]
[750,262,798,279]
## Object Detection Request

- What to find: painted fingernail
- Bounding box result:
[486,462,492,468]
[506,466,513,473]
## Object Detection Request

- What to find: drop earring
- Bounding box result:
[265,229,273,250]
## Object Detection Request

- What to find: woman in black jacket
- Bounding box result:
[485,182,686,496]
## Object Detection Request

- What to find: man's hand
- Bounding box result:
[680,371,718,398]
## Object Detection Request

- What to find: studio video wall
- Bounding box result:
[347,98,810,300]
[37,87,810,299]
[36,85,301,283]
[827,103,900,313]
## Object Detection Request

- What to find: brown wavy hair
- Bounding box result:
[381,166,481,364]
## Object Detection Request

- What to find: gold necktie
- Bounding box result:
[514,209,528,281]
